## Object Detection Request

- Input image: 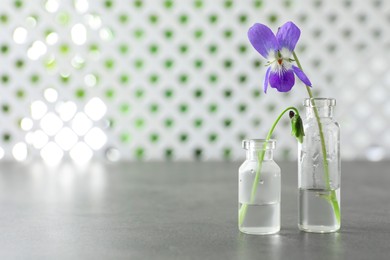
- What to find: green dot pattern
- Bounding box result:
[0,0,387,161]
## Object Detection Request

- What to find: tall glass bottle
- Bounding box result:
[239,139,281,235]
[298,98,341,233]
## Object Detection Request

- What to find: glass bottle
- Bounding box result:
[239,139,281,235]
[298,98,341,233]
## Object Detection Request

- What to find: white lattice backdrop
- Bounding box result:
[0,0,389,163]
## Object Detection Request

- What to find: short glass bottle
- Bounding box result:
[239,139,281,235]
[298,98,341,233]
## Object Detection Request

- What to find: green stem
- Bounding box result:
[239,106,299,226]
[250,106,299,201]
[293,52,340,225]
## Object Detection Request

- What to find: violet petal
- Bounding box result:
[263,67,271,93]
[276,21,301,51]
[248,23,278,59]
[292,65,312,86]
[269,69,295,92]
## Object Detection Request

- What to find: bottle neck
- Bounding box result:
[305,106,334,118]
[246,149,274,161]
[304,98,336,119]
[242,139,276,161]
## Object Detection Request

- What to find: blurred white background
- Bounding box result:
[0,0,388,162]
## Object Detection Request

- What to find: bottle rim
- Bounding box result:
[242,139,276,150]
[304,98,336,107]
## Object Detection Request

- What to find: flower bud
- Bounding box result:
[291,114,305,143]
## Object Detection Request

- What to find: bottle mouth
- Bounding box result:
[304,98,336,107]
[242,139,276,150]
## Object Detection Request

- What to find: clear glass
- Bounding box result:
[239,139,281,235]
[298,98,341,233]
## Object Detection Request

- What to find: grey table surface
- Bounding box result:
[0,160,389,259]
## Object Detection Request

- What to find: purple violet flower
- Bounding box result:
[248,21,312,93]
